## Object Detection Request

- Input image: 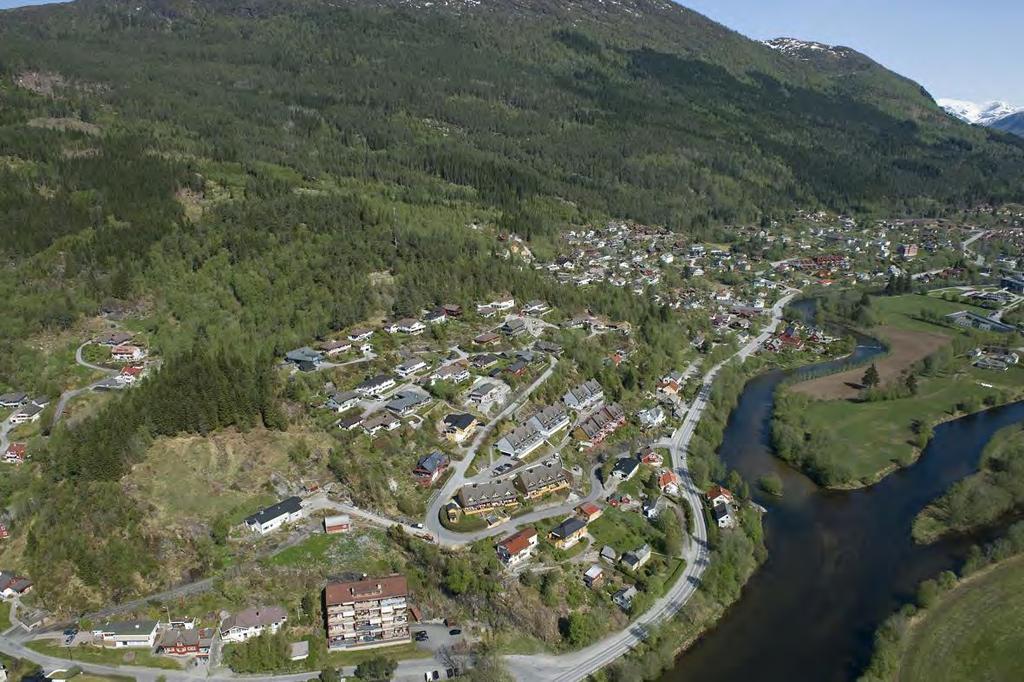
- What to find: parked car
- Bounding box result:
[414,630,429,641]
[448,628,462,636]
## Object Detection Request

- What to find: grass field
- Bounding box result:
[26,641,182,670]
[587,507,663,554]
[798,371,1009,485]
[900,556,1024,682]
[870,294,990,335]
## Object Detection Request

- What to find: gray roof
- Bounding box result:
[285,347,322,363]
[386,390,431,413]
[221,605,287,632]
[0,392,26,405]
[245,497,302,526]
[98,620,158,636]
[515,457,568,493]
[550,517,587,539]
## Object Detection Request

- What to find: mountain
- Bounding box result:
[2,0,1024,609]
[990,111,1024,137]
[938,98,1023,126]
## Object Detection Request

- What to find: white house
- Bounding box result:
[93,620,158,648]
[244,497,303,535]
[110,345,145,362]
[9,404,42,425]
[220,606,288,643]
[395,358,428,378]
[562,379,604,411]
[527,404,570,438]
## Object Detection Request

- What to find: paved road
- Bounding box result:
[51,343,120,425]
[424,356,559,547]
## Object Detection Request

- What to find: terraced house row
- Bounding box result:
[450,455,571,517]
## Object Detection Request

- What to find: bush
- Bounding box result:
[758,473,783,497]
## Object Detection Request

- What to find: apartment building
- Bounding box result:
[324,575,410,650]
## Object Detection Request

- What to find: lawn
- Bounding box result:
[266,528,392,573]
[587,507,663,554]
[899,556,1024,682]
[797,370,1011,485]
[870,294,991,335]
[26,641,182,670]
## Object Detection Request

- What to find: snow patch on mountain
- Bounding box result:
[763,37,855,60]
[938,98,1023,126]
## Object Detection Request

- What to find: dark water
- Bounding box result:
[664,314,1024,682]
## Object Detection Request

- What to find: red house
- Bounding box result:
[4,443,26,465]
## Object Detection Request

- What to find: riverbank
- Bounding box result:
[913,420,1024,543]
[859,523,1024,682]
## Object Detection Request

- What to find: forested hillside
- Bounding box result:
[0,0,1024,610]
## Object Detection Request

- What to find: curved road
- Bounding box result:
[51,343,119,425]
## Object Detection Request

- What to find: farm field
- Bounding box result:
[790,326,949,400]
[900,556,1024,682]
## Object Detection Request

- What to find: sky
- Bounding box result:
[678,0,1024,105]
[0,0,1021,104]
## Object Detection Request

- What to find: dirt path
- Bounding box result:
[790,326,950,400]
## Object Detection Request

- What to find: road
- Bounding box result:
[51,343,120,425]
[424,355,558,547]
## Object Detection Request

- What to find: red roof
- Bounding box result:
[706,485,734,502]
[325,575,408,606]
[121,365,143,376]
[658,471,680,488]
[497,528,537,556]
[5,443,26,458]
[577,502,601,517]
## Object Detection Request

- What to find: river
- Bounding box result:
[664,306,1024,681]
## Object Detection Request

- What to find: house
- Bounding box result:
[326,390,361,413]
[575,403,626,448]
[473,332,500,346]
[577,502,603,523]
[361,411,402,435]
[600,546,618,563]
[413,451,449,486]
[244,497,303,535]
[534,340,562,355]
[527,404,570,438]
[658,470,681,495]
[97,331,134,346]
[337,413,364,431]
[3,443,26,465]
[424,308,448,325]
[220,606,288,643]
[706,485,734,508]
[514,456,571,499]
[432,363,470,384]
[466,381,510,412]
[93,620,158,648]
[506,360,529,377]
[285,347,322,367]
[324,514,352,534]
[523,300,550,315]
[324,575,409,650]
[347,328,374,343]
[642,497,667,520]
[548,517,588,549]
[611,457,640,481]
[443,304,463,318]
[387,318,425,335]
[490,296,516,311]
[562,379,605,411]
[356,374,396,398]
[636,406,666,430]
[386,390,431,417]
[945,310,1016,333]
[0,393,27,408]
[495,528,538,567]
[495,424,544,460]
[442,413,479,443]
[9,404,42,425]
[320,339,352,357]
[471,353,501,369]
[116,365,144,385]
[395,358,428,378]
[456,479,520,515]
[583,565,605,589]
[0,572,32,599]
[612,585,638,611]
[156,627,214,657]
[638,449,663,467]
[713,502,736,529]
[621,544,653,572]
[502,317,529,338]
